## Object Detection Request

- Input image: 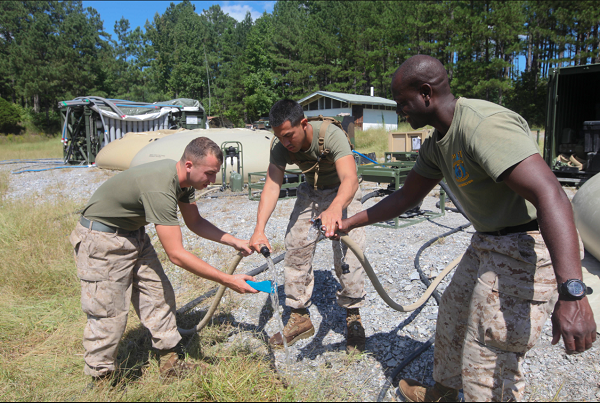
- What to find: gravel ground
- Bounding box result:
[3,163,598,402]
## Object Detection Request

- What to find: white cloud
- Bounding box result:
[221,2,261,22]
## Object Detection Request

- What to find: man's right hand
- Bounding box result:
[551,297,597,353]
[249,230,271,253]
[224,274,259,294]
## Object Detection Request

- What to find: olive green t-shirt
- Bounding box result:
[82,159,195,231]
[413,98,539,233]
[270,121,352,186]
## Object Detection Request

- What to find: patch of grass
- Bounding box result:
[0,171,8,199]
[0,135,62,160]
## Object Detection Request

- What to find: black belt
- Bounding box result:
[481,220,539,236]
[80,216,140,235]
[314,183,340,190]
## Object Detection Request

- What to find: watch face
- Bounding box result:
[567,281,585,297]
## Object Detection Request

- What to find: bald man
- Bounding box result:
[337,55,596,401]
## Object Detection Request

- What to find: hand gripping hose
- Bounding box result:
[178,253,244,335]
[340,234,462,312]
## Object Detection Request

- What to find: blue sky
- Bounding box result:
[83,1,276,40]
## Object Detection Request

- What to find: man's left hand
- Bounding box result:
[551,297,597,353]
[230,238,253,257]
[318,206,343,238]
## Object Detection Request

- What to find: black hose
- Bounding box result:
[376,337,435,402]
[361,190,382,204]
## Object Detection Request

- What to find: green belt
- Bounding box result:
[80,216,138,235]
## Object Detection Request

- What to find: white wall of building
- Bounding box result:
[304,107,351,118]
[362,109,398,131]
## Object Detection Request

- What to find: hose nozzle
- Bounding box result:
[310,218,322,232]
[259,245,270,258]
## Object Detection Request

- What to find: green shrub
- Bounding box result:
[0,98,22,134]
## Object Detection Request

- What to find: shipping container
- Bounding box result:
[544,64,600,184]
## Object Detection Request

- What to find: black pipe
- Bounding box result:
[438,180,469,220]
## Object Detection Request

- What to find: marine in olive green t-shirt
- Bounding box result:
[82,159,195,231]
[270,121,352,187]
[413,97,539,232]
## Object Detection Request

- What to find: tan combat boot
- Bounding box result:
[397,379,459,402]
[269,308,315,348]
[158,351,205,379]
[346,308,366,354]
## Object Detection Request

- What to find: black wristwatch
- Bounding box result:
[558,279,593,300]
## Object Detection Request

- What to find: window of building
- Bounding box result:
[325,97,331,109]
[365,104,372,109]
[318,98,324,110]
[332,99,341,108]
[309,100,318,111]
[303,104,308,111]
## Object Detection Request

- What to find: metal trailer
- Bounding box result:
[544,64,600,185]
[59,97,206,165]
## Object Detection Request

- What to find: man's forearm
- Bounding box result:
[328,179,358,212]
[346,188,418,230]
[536,190,583,283]
[171,248,229,284]
[345,170,440,231]
[189,216,231,245]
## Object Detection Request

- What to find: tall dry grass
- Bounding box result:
[0,171,291,401]
[0,135,62,160]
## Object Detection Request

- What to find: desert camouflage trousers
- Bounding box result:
[70,222,181,377]
[433,230,582,402]
[284,182,366,309]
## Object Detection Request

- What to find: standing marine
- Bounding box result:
[249,99,367,353]
[70,137,258,382]
[337,55,596,401]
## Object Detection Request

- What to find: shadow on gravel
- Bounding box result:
[277,268,436,379]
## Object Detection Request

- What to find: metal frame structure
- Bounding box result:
[248,169,306,201]
[59,97,205,165]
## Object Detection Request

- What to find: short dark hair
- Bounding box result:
[269,99,305,128]
[180,137,223,164]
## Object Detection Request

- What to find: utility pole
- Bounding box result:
[203,44,211,116]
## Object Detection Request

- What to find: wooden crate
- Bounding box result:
[388,129,433,152]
